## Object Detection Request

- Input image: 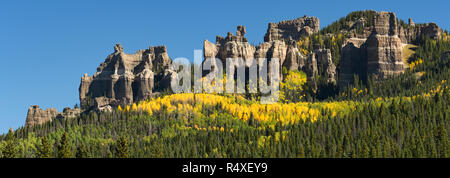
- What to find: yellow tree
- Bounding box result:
[280,70,307,103]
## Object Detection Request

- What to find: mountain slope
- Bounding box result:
[1,10,449,158]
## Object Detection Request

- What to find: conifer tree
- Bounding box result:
[57,132,73,158]
[37,136,52,158]
[76,143,88,158]
[2,128,18,158]
[115,136,129,158]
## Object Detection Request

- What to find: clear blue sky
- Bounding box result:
[0,0,448,134]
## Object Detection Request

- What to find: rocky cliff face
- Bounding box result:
[366,12,405,78]
[315,49,336,84]
[264,16,320,42]
[204,22,335,86]
[204,25,256,65]
[25,105,59,127]
[338,11,443,87]
[25,105,81,127]
[399,21,442,44]
[23,10,446,128]
[339,38,368,86]
[79,44,176,110]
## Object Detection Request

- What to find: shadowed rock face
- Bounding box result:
[399,22,442,44]
[339,40,368,87]
[25,105,81,127]
[315,49,336,84]
[79,44,176,109]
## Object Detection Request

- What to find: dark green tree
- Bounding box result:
[76,143,89,158]
[57,132,73,158]
[115,136,130,158]
[37,136,52,158]
[2,128,18,158]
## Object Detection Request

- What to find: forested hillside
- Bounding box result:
[1,11,449,158]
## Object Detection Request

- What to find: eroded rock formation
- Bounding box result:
[203,23,336,86]
[338,11,443,87]
[204,25,256,65]
[264,16,320,42]
[25,105,81,127]
[79,44,176,110]
[366,12,405,78]
[339,39,368,86]
[315,49,336,84]
[23,10,446,128]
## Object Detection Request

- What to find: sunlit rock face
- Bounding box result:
[366,11,405,79]
[264,16,320,42]
[338,11,443,87]
[203,22,335,85]
[79,44,176,109]
[25,105,81,127]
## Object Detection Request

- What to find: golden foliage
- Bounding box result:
[280,70,307,103]
[119,93,356,126]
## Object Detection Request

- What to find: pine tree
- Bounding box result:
[115,136,129,158]
[2,128,18,158]
[37,136,52,158]
[57,132,73,158]
[76,143,88,158]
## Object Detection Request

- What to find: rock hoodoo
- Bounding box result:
[24,10,446,127]
[25,105,59,127]
[339,11,443,87]
[204,25,256,65]
[25,105,81,127]
[204,18,335,86]
[264,16,320,42]
[366,12,405,78]
[79,44,176,110]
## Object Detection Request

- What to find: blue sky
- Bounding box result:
[0,0,448,134]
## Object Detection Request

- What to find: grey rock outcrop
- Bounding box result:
[398,22,442,44]
[337,11,444,87]
[315,49,336,84]
[417,23,442,40]
[339,39,368,86]
[408,18,414,26]
[264,16,320,42]
[337,11,443,87]
[283,43,303,71]
[62,107,82,118]
[25,105,59,127]
[79,43,176,110]
[25,105,81,127]
[300,49,337,89]
[204,23,336,87]
[304,52,318,88]
[204,26,256,65]
[94,97,119,112]
[366,12,405,78]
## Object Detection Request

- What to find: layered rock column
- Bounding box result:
[204,21,336,88]
[79,44,175,109]
[366,12,405,78]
